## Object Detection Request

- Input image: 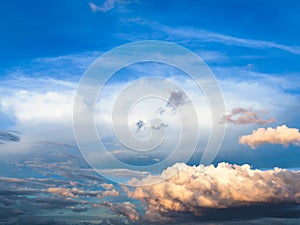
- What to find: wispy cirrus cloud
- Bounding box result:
[89,0,116,12]
[89,0,137,13]
[122,18,300,56]
[240,125,300,149]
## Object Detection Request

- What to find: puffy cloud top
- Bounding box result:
[239,125,300,149]
[127,162,300,220]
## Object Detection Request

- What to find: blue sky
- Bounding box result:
[1,0,300,224]
[1,0,300,72]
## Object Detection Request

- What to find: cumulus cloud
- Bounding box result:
[239,125,300,149]
[221,108,275,125]
[0,90,74,125]
[100,183,114,190]
[126,162,300,221]
[101,201,140,221]
[166,90,189,108]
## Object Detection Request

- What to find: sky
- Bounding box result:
[0,0,300,224]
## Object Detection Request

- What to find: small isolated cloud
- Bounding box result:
[151,122,168,130]
[101,201,140,221]
[127,162,300,221]
[221,108,275,125]
[89,0,136,13]
[239,125,300,149]
[166,90,189,108]
[89,0,115,12]
[70,206,88,213]
[136,119,145,131]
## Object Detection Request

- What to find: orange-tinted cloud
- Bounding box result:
[127,162,300,221]
[239,125,300,148]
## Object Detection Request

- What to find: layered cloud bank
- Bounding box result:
[240,125,300,149]
[127,162,300,221]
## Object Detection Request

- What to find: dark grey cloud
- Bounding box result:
[101,201,139,221]
[140,204,300,224]
[0,208,25,219]
[166,90,189,108]
[136,119,145,131]
[70,207,88,213]
[0,130,20,144]
[15,215,63,225]
[151,122,168,130]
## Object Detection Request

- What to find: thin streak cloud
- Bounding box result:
[123,18,300,55]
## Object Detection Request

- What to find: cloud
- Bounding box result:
[126,162,300,221]
[89,0,136,13]
[70,206,88,213]
[151,122,168,130]
[1,55,299,162]
[221,108,275,125]
[1,90,74,125]
[100,183,114,190]
[0,147,123,222]
[122,19,300,56]
[166,90,189,108]
[239,125,300,149]
[0,130,20,144]
[101,201,139,221]
[48,187,77,198]
[135,119,145,131]
[89,0,116,12]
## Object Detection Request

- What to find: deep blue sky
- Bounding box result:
[1,0,300,72]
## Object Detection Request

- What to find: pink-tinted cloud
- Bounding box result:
[221,108,275,125]
[239,125,300,148]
